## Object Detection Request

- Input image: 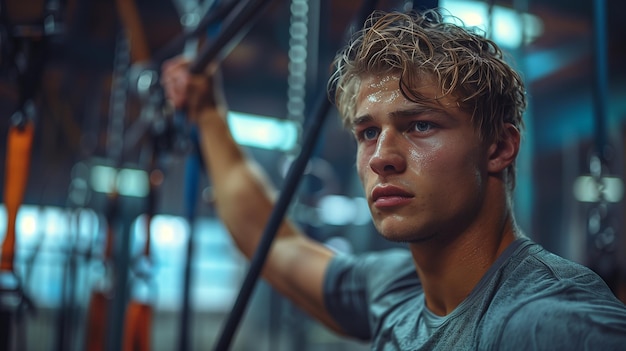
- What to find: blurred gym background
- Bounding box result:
[0,0,625,350]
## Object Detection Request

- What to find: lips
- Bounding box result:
[371,185,414,208]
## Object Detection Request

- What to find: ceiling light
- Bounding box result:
[228,111,299,152]
[440,0,543,48]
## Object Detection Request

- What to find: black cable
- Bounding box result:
[212,76,332,351]
[124,0,270,155]
[211,0,380,349]
[188,0,273,74]
[151,0,240,66]
[178,126,202,351]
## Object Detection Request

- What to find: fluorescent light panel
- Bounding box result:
[90,165,149,197]
[228,111,299,152]
[440,0,543,48]
[573,176,624,203]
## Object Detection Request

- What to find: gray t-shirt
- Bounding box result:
[324,238,626,350]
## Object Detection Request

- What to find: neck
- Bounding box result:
[409,201,518,316]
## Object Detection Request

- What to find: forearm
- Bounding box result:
[161,54,345,333]
[195,105,278,257]
[194,105,344,333]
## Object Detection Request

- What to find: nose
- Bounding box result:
[369,130,406,175]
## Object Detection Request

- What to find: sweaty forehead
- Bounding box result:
[355,72,445,105]
[357,73,400,94]
[351,72,467,125]
[353,73,404,119]
[362,73,400,89]
[360,75,401,102]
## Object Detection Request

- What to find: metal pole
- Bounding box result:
[189,0,274,74]
[592,0,609,160]
[211,0,380,349]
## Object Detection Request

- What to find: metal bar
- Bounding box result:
[212,77,332,351]
[592,0,609,160]
[188,0,273,74]
[152,0,240,65]
[178,126,202,351]
[211,1,380,349]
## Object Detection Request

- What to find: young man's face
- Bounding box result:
[352,73,492,243]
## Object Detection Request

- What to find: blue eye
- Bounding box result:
[413,121,432,132]
[363,128,379,140]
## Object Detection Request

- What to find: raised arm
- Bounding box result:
[161,57,341,332]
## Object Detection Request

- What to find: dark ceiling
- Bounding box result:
[1,0,625,238]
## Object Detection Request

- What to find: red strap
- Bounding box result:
[115,0,151,63]
[85,291,109,351]
[115,0,154,346]
[85,193,118,351]
[123,301,153,351]
[1,122,35,272]
[123,212,153,351]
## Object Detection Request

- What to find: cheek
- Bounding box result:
[407,146,435,170]
[408,140,481,181]
[355,148,368,182]
[405,139,442,175]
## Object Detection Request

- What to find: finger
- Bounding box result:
[161,62,193,107]
[162,55,189,72]
[161,56,190,88]
[162,78,186,109]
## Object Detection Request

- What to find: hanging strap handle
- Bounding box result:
[121,212,153,351]
[122,158,160,351]
[84,190,119,351]
[1,121,35,272]
[0,119,35,351]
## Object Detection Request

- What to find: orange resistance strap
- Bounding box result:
[84,289,109,351]
[122,212,153,351]
[115,0,151,63]
[85,194,118,351]
[86,0,152,348]
[114,0,154,348]
[1,121,35,273]
[122,301,153,351]
[122,164,161,351]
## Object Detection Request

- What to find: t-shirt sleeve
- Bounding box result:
[486,246,626,351]
[323,249,417,341]
[323,253,372,340]
[498,296,626,351]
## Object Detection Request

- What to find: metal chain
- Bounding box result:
[106,31,130,163]
[286,0,309,127]
[587,154,616,254]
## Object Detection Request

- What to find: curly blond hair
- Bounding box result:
[328,9,527,188]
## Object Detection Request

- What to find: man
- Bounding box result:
[162,9,626,350]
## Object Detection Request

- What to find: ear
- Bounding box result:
[487,124,520,173]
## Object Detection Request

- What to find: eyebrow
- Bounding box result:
[389,107,438,119]
[351,107,442,129]
[351,114,373,129]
